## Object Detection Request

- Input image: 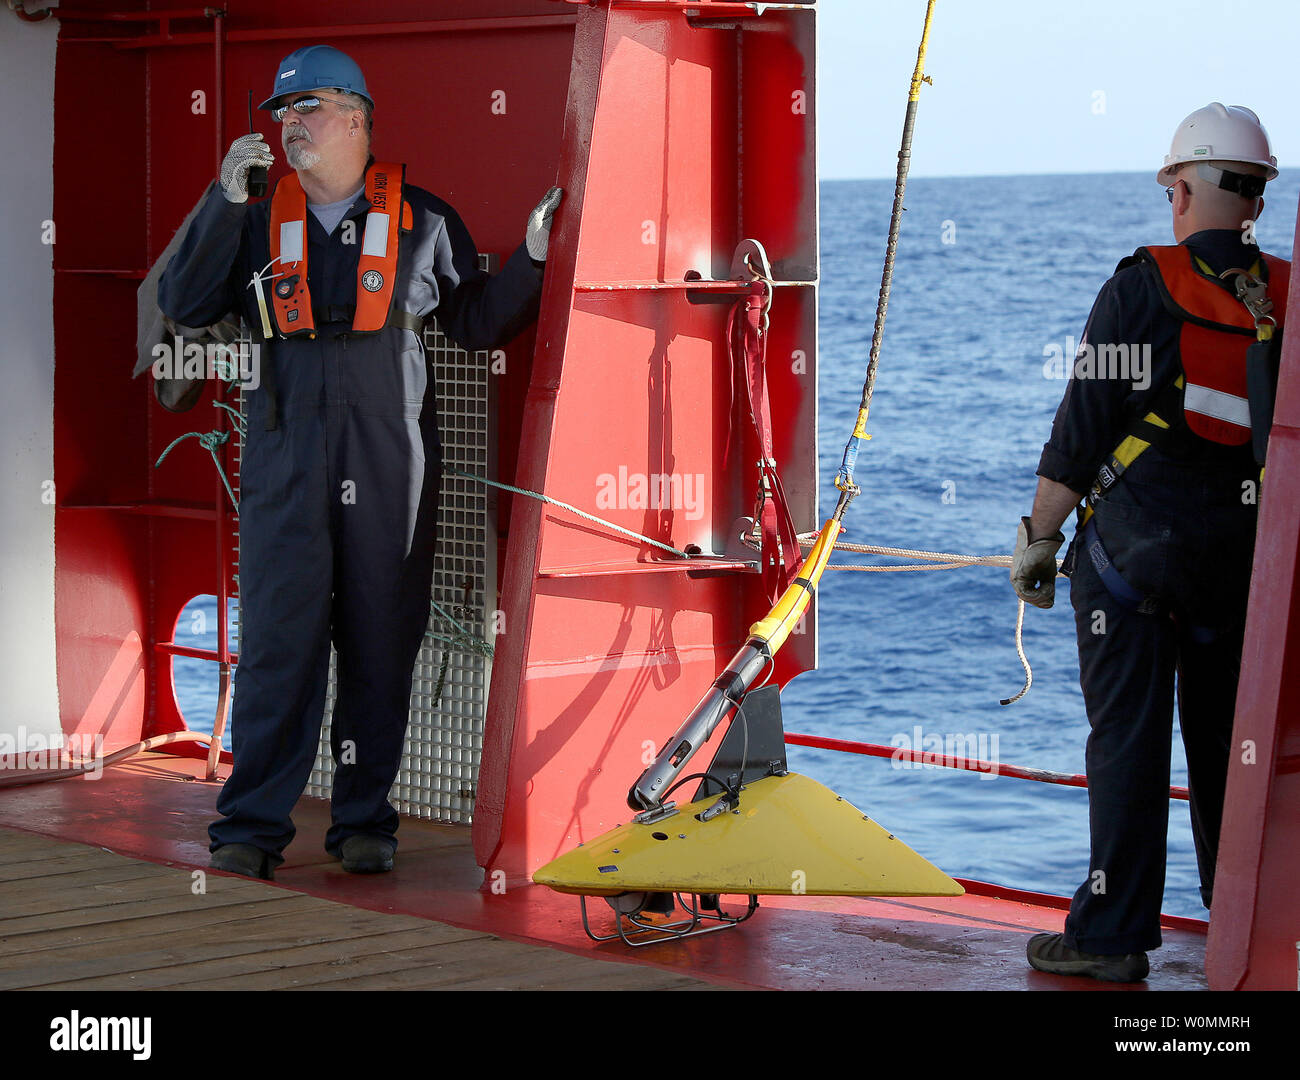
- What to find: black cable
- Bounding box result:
[661,771,737,803]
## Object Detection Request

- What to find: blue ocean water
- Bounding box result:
[785,170,1298,921]
[175,170,1299,921]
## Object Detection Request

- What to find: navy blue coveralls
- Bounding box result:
[1037,229,1267,955]
[159,177,542,866]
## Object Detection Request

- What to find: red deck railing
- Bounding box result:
[784,731,1191,801]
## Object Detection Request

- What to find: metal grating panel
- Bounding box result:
[384,309,498,823]
[235,256,499,825]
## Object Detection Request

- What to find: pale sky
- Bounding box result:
[819,0,1300,179]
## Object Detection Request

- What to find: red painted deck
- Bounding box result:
[0,754,1210,992]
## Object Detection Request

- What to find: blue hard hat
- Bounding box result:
[258,44,373,111]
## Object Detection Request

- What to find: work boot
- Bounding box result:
[210,843,274,881]
[1026,932,1149,983]
[340,835,396,874]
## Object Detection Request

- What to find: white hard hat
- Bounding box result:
[1157,103,1278,185]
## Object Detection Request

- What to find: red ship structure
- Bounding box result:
[0,0,1295,992]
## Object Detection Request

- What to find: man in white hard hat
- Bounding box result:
[1011,103,1289,981]
[160,45,562,880]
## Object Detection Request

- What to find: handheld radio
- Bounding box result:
[247,91,268,199]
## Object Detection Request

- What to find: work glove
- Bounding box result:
[525,186,564,261]
[1011,516,1064,609]
[220,134,275,204]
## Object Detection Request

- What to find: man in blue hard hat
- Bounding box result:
[1011,104,1287,982]
[160,44,562,880]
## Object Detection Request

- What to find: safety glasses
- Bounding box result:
[271,94,354,123]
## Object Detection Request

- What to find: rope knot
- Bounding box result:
[197,431,230,452]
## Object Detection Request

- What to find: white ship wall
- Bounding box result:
[0,11,62,748]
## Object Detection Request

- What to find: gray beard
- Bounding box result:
[285,141,320,171]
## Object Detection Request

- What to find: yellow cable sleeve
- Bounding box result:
[908,0,937,102]
[748,520,843,654]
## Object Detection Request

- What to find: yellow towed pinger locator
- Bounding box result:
[537,772,962,900]
[534,0,948,945]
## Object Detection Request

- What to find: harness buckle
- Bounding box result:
[1220,266,1275,326]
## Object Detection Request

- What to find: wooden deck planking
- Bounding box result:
[0,850,125,880]
[0,826,720,991]
[0,876,304,933]
[153,934,719,991]
[0,866,246,920]
[6,924,491,991]
[0,895,343,965]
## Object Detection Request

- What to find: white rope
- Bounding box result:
[825,560,989,572]
[797,532,1013,572]
[797,531,1035,705]
[999,599,1031,705]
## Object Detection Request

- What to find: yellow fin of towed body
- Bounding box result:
[533,772,963,898]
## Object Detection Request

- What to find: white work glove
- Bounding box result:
[525,186,564,261]
[1011,516,1064,609]
[220,134,275,204]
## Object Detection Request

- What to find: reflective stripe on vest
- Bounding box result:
[1138,245,1289,445]
[1183,382,1251,428]
[267,161,412,337]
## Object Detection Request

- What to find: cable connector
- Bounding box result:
[695,787,739,822]
[835,434,869,493]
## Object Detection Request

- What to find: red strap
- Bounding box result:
[1261,252,1290,326]
[268,172,315,336]
[1142,245,1291,329]
[353,162,405,332]
[731,288,800,602]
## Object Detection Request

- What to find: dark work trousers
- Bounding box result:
[1063,452,1256,955]
[209,324,442,866]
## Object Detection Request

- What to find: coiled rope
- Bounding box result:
[154,364,247,511]
[155,426,239,511]
[797,531,1040,704]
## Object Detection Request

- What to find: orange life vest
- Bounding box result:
[1135,244,1289,445]
[267,160,414,337]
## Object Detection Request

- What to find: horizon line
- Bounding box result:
[822,167,1294,184]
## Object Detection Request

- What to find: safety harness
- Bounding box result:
[1084,245,1288,516]
[1071,244,1290,617]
